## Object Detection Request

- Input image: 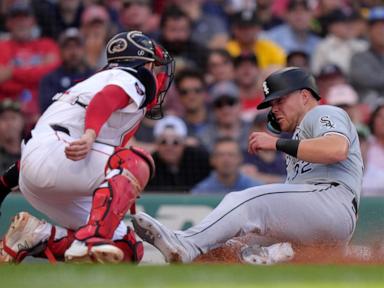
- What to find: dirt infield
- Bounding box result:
[194,239,384,265]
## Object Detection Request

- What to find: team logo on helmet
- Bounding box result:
[263,81,270,95]
[107,38,128,54]
[137,50,145,56]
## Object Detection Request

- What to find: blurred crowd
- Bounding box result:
[1,0,384,196]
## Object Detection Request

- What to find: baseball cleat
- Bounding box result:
[64,239,124,264]
[240,242,294,265]
[132,212,194,263]
[0,212,49,263]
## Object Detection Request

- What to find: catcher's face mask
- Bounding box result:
[145,43,175,120]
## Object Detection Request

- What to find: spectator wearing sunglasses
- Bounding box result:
[174,69,210,146]
[197,81,251,153]
[146,115,211,193]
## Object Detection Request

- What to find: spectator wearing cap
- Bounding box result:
[233,53,264,122]
[241,112,286,184]
[311,8,368,76]
[191,137,262,194]
[81,5,113,69]
[226,10,286,69]
[362,103,384,196]
[119,0,160,38]
[31,0,84,40]
[325,83,364,124]
[205,49,235,87]
[263,0,320,57]
[169,0,229,49]
[286,50,310,70]
[39,28,95,113]
[0,99,24,174]
[350,6,384,107]
[146,115,211,193]
[315,63,347,99]
[197,81,251,153]
[0,2,60,132]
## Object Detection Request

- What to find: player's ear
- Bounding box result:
[135,67,157,109]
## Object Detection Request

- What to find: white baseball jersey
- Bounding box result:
[19,68,148,238]
[33,68,147,146]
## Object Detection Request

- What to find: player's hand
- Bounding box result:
[248,132,278,154]
[65,129,96,161]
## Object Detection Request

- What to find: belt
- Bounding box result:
[50,124,70,136]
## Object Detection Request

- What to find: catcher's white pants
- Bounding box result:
[178,183,358,253]
[19,129,127,239]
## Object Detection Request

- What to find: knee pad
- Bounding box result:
[105,146,155,192]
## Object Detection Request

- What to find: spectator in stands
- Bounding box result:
[39,28,94,113]
[205,49,235,88]
[253,0,283,31]
[233,52,264,123]
[226,10,286,69]
[158,6,208,71]
[31,0,84,40]
[0,99,23,174]
[80,5,112,70]
[311,8,368,76]
[0,3,61,131]
[241,112,286,184]
[362,103,384,196]
[119,0,159,38]
[315,64,347,99]
[197,81,250,153]
[191,137,262,194]
[286,50,310,70]
[350,6,384,107]
[325,83,364,125]
[146,115,211,193]
[174,69,209,143]
[170,0,229,49]
[263,0,320,57]
[313,0,346,37]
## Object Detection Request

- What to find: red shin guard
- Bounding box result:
[75,176,137,240]
[75,147,155,241]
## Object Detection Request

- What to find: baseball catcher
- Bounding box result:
[0,31,175,264]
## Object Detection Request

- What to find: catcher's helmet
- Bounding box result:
[257,67,320,110]
[106,31,158,68]
[106,31,175,120]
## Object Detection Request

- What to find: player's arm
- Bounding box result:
[295,133,348,164]
[65,85,131,161]
[248,132,349,164]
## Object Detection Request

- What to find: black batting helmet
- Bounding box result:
[106,31,158,68]
[257,67,320,110]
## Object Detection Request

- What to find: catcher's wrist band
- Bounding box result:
[276,139,300,157]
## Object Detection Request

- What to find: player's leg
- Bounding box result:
[64,146,154,263]
[133,183,357,263]
[20,133,150,263]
